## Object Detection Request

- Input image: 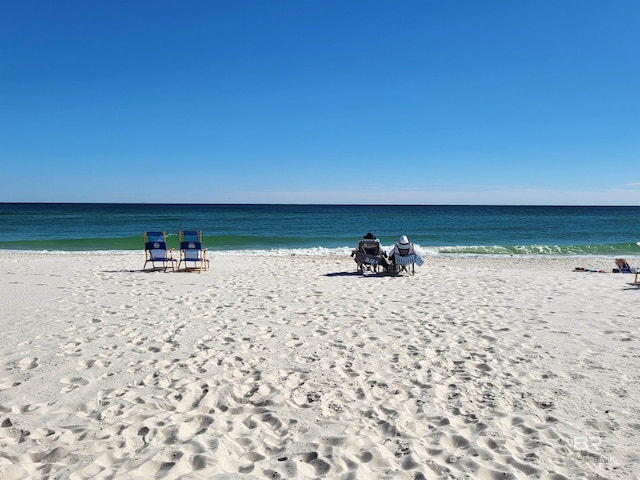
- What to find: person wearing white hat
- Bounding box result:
[387,235,424,274]
[388,235,413,258]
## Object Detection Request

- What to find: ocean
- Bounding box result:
[1,203,639,257]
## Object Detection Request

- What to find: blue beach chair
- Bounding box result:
[178,230,209,272]
[143,231,177,272]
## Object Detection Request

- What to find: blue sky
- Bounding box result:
[2,1,638,205]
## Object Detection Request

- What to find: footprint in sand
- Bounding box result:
[59,376,90,393]
[18,357,38,370]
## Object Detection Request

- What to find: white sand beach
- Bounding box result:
[0,251,639,479]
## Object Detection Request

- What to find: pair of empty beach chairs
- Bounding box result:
[143,230,209,272]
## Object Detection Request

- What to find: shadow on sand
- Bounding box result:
[324,271,401,278]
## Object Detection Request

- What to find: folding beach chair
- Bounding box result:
[352,240,389,273]
[615,258,639,283]
[389,236,424,275]
[143,231,177,272]
[178,230,209,272]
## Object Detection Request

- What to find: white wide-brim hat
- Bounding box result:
[399,235,409,244]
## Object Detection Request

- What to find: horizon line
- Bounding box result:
[2,202,640,208]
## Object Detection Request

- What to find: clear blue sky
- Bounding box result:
[2,1,638,204]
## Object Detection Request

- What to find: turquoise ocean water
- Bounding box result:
[0,203,639,257]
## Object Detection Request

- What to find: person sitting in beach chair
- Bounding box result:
[387,235,424,275]
[615,258,639,283]
[351,232,389,273]
[178,230,210,272]
[143,231,177,272]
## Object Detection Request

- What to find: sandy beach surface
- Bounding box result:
[0,251,639,480]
